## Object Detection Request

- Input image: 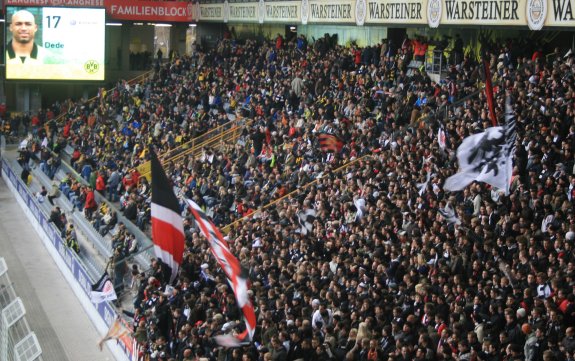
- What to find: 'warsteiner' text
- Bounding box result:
[445,0,519,20]
[310,4,352,19]
[368,1,423,19]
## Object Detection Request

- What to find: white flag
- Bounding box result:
[438,126,447,151]
[444,99,516,194]
[438,203,461,226]
[354,198,366,221]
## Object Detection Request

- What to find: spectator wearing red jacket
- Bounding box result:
[70,148,81,168]
[412,36,428,61]
[95,171,106,197]
[122,173,137,191]
[354,47,362,67]
[84,186,97,220]
[63,121,71,138]
[131,169,141,186]
[31,114,40,136]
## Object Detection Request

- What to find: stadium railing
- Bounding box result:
[221,154,372,234]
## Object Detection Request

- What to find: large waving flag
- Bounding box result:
[150,147,185,284]
[186,199,256,347]
[444,97,516,195]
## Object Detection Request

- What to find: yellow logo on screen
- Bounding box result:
[84,60,100,74]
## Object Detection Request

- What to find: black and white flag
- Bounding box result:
[90,272,117,304]
[297,208,316,235]
[438,203,461,226]
[444,98,516,195]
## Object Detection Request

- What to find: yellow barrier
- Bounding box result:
[136,160,152,181]
[157,114,244,163]
[138,119,250,180]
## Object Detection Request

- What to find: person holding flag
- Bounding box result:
[149,145,256,347]
[186,199,257,347]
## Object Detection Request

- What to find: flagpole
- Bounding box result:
[482,50,498,127]
[503,96,514,196]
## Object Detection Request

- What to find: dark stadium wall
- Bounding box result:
[197,22,226,49]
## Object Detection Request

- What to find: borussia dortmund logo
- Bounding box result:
[84,60,100,74]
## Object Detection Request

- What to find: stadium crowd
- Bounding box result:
[14,32,575,361]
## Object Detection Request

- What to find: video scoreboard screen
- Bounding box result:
[5,6,106,81]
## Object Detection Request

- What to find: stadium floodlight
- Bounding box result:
[0,258,7,278]
[14,333,42,361]
[2,298,25,328]
[1,298,26,361]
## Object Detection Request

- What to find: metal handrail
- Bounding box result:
[221,154,372,233]
[53,152,154,251]
[43,151,155,280]
[21,157,114,277]
[165,124,244,163]
[4,158,103,282]
[71,212,112,258]
[138,119,249,178]
[53,69,155,125]
[157,115,241,162]
[155,124,240,166]
[162,118,247,161]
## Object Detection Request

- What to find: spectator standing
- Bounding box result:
[95,170,106,197]
[84,186,97,220]
[107,168,121,202]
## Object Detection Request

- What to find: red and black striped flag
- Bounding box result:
[318,133,344,153]
[482,56,497,127]
[150,147,185,284]
[186,199,257,347]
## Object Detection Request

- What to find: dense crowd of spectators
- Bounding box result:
[18,31,575,361]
